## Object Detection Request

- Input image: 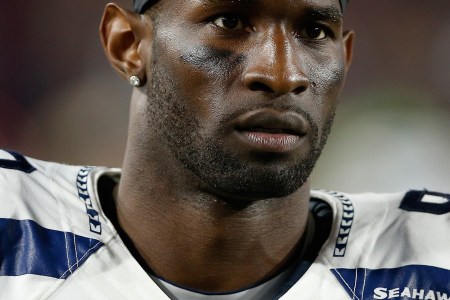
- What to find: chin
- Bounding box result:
[201,161,315,202]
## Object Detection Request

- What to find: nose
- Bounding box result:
[243,27,310,96]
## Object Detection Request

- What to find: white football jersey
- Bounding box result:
[0,149,449,300]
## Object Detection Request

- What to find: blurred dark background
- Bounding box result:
[0,0,449,192]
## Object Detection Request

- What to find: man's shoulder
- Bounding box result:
[0,149,86,192]
[0,149,116,236]
[0,150,116,297]
[305,189,450,300]
[313,188,450,218]
[311,189,450,266]
[0,150,80,217]
[313,189,450,249]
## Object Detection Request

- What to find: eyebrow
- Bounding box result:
[198,0,343,23]
[305,6,343,23]
[205,0,257,4]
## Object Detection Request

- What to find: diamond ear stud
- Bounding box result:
[129,75,142,87]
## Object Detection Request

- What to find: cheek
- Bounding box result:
[171,46,245,124]
[298,44,346,101]
[180,46,245,78]
[149,39,246,134]
[149,41,215,122]
[307,56,346,98]
[301,51,346,134]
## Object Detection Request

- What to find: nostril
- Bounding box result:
[249,82,274,94]
[292,86,307,94]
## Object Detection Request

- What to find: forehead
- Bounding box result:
[194,0,340,5]
[158,0,343,17]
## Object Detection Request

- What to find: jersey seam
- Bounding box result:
[41,234,114,299]
[58,240,102,279]
[50,163,74,276]
[354,195,388,300]
[330,267,361,300]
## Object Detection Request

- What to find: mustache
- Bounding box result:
[219,99,315,127]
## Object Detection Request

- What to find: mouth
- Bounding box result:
[233,109,308,153]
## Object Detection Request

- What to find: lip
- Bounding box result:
[233,109,308,153]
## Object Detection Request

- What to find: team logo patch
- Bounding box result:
[331,265,450,300]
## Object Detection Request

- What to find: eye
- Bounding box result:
[298,24,328,40]
[212,14,245,30]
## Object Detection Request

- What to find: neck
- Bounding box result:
[115,156,311,293]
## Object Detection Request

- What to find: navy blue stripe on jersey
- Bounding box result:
[0,218,103,279]
[400,190,450,215]
[0,150,36,173]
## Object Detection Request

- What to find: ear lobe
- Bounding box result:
[100,3,149,84]
[342,30,355,71]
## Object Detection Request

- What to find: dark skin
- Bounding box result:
[100,0,353,293]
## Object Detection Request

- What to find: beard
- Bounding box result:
[145,52,335,201]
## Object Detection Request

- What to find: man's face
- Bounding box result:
[142,0,351,200]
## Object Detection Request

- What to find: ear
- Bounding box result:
[342,30,355,71]
[100,3,152,86]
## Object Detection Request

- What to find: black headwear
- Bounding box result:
[133,0,349,14]
[340,0,349,11]
[133,0,155,13]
